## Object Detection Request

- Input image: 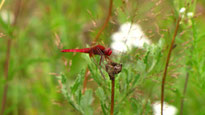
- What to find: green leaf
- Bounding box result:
[131,100,139,114]
[132,74,140,87]
[81,90,93,106]
[143,51,150,65]
[60,74,67,84]
[88,63,103,86]
[58,74,77,110]
[70,74,83,94]
[80,89,93,115]
[95,87,106,102]
[76,89,82,105]
[100,103,107,115]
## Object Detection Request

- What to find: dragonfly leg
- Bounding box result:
[92,56,106,79]
[89,51,94,57]
[99,56,104,66]
[96,47,105,65]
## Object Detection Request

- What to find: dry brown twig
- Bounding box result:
[93,0,113,43]
[161,16,181,115]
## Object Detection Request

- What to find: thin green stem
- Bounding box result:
[180,73,189,115]
[1,39,11,115]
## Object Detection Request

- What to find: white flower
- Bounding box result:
[111,41,127,53]
[187,12,194,18]
[179,7,186,22]
[132,35,151,48]
[111,22,151,54]
[111,31,126,42]
[0,10,14,24]
[152,101,177,115]
[179,7,186,14]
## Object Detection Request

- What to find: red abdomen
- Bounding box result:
[61,48,90,53]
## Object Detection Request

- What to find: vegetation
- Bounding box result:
[1,0,205,115]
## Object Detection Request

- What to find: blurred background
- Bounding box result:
[1,0,205,115]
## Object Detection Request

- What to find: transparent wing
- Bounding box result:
[91,46,109,79]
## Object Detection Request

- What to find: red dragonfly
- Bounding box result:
[61,45,112,78]
[61,45,112,64]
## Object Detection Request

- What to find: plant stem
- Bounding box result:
[180,73,189,115]
[1,39,11,115]
[93,0,113,42]
[110,78,115,115]
[82,67,90,94]
[161,16,181,115]
[0,0,5,10]
[1,0,21,114]
[105,61,121,115]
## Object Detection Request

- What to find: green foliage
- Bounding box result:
[0,0,205,115]
[57,73,93,115]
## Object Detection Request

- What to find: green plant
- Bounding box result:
[1,0,205,115]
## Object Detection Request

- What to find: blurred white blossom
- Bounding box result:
[179,7,186,14]
[111,22,151,54]
[179,7,195,26]
[187,12,194,18]
[179,7,186,19]
[187,12,194,25]
[0,10,14,24]
[111,41,127,53]
[152,101,177,115]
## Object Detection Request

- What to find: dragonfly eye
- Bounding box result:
[105,48,112,56]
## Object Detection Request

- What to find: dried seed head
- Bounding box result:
[105,62,122,80]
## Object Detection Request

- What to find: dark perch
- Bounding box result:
[105,62,122,115]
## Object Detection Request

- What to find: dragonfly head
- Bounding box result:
[104,48,112,56]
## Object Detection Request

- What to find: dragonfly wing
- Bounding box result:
[96,47,106,65]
